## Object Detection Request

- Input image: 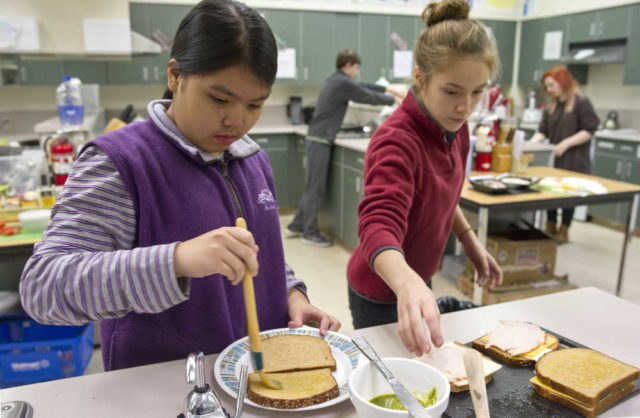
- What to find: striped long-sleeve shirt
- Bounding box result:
[20,114,306,326]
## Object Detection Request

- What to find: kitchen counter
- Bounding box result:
[2,287,639,417]
[249,124,308,136]
[334,138,369,153]
[520,121,640,143]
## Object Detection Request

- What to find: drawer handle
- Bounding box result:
[357,158,365,165]
[256,138,268,144]
[597,141,615,149]
[620,146,633,152]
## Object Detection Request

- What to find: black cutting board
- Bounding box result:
[443,329,639,418]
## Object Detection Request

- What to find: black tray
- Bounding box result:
[443,329,640,418]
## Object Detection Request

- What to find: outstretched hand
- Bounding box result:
[287,289,341,336]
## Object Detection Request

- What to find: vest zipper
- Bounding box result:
[219,158,244,219]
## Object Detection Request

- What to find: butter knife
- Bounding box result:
[352,337,431,418]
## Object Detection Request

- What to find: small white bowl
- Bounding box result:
[18,209,51,233]
[349,357,450,418]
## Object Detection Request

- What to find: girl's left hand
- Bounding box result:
[287,289,341,336]
[554,141,570,158]
[461,232,503,289]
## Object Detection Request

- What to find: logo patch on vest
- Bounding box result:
[257,188,277,211]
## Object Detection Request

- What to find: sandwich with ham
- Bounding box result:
[472,320,559,366]
[417,341,502,392]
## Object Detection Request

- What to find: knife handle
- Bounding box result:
[352,337,394,380]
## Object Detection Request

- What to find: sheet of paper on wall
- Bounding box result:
[276,48,296,79]
[543,31,563,61]
[393,50,413,79]
[83,19,131,55]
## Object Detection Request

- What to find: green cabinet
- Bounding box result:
[18,59,63,85]
[624,4,640,85]
[108,3,188,85]
[358,14,389,84]
[253,134,292,207]
[301,11,336,85]
[260,9,302,85]
[63,61,108,85]
[568,6,630,43]
[387,15,420,82]
[591,138,640,228]
[482,20,516,85]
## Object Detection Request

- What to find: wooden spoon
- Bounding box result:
[235,217,282,390]
[463,349,490,418]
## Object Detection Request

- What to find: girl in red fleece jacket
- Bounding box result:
[347,0,503,356]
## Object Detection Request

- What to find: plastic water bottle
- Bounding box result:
[56,76,84,127]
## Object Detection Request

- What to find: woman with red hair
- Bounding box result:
[530,65,599,242]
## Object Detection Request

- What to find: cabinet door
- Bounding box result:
[388,15,417,81]
[590,152,622,223]
[18,59,63,85]
[289,135,306,207]
[518,20,542,86]
[260,9,302,85]
[568,11,598,43]
[301,11,335,85]
[488,20,516,85]
[107,4,151,84]
[63,61,108,85]
[147,4,192,85]
[597,6,630,40]
[358,14,389,84]
[623,4,640,85]
[254,135,291,207]
[342,166,364,250]
[539,16,568,68]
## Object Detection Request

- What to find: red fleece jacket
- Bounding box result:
[347,91,470,302]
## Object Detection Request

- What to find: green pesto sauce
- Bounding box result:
[370,387,437,410]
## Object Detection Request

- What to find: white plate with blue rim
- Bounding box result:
[213,327,365,411]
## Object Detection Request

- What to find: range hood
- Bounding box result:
[561,38,626,65]
[131,30,162,55]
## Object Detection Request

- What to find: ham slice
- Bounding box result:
[485,320,545,355]
[420,344,470,382]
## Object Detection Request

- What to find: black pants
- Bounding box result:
[289,140,331,237]
[348,282,432,330]
[547,207,575,227]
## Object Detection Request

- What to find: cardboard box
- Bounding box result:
[456,271,575,305]
[465,227,557,285]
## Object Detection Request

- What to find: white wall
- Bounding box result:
[524,0,639,18]
[0,0,128,55]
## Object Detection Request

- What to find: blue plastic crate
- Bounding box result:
[0,314,94,388]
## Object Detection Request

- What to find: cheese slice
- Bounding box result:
[417,341,502,387]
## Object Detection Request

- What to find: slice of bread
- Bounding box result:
[534,348,640,407]
[247,368,339,409]
[261,334,336,373]
[531,377,636,418]
[472,331,559,367]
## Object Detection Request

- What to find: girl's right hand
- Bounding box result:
[173,227,259,285]
[395,274,443,356]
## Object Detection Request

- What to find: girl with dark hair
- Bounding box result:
[530,65,599,242]
[20,0,340,371]
[347,0,503,356]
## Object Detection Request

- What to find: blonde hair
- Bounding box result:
[414,0,500,84]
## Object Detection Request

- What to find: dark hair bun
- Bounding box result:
[422,0,470,27]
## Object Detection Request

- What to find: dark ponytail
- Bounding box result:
[163,0,277,99]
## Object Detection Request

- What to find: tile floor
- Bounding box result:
[84,214,640,375]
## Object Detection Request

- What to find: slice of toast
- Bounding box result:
[472,331,559,367]
[531,377,636,418]
[247,368,339,409]
[261,334,336,373]
[534,348,640,407]
[417,341,502,392]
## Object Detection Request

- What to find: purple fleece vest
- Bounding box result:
[86,119,289,371]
